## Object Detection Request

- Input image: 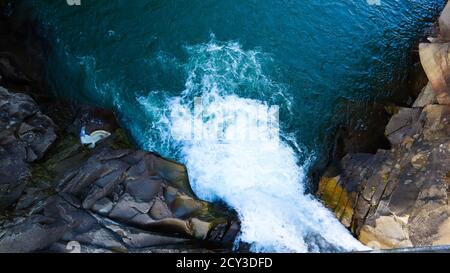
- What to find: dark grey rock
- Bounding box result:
[0,87,56,211]
[126,177,162,202]
[0,214,67,253]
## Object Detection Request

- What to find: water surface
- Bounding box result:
[18,0,444,252]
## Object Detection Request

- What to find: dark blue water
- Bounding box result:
[18,0,444,252]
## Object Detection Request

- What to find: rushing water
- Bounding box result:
[17,0,444,252]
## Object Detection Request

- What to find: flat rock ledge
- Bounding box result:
[0,87,239,253]
[317,3,450,250]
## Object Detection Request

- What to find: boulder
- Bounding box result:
[358,215,413,249]
[55,145,236,241]
[0,105,239,252]
[0,87,56,211]
[420,104,450,141]
[419,43,450,105]
[439,2,450,41]
[0,216,68,253]
[385,108,421,146]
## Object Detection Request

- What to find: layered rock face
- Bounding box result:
[317,4,450,250]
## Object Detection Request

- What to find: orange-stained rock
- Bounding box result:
[318,99,450,250]
[317,175,355,229]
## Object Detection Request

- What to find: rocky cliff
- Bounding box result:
[318,2,450,250]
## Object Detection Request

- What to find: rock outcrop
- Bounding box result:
[0,87,56,211]
[419,43,450,105]
[0,87,239,253]
[318,3,450,250]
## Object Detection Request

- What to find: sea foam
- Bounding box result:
[138,38,369,252]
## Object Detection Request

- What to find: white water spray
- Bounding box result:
[138,39,369,252]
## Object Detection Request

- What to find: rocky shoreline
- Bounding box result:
[0,2,239,253]
[1,1,449,253]
[317,3,450,249]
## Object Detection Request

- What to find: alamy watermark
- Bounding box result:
[367,0,381,5]
[66,0,81,6]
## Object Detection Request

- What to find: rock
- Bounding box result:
[385,108,421,146]
[15,187,49,210]
[126,177,162,202]
[189,218,212,240]
[420,104,450,141]
[359,216,413,249]
[317,175,354,228]
[330,102,392,161]
[28,130,238,252]
[52,144,238,242]
[149,198,173,220]
[0,89,239,252]
[433,216,450,246]
[410,152,429,170]
[412,82,437,108]
[318,97,450,249]
[75,105,119,134]
[419,43,450,105]
[0,214,68,253]
[91,197,114,215]
[0,87,56,211]
[439,2,450,41]
[108,193,149,221]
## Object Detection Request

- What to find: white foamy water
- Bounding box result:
[138,39,369,252]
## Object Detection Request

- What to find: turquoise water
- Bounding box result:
[19,0,444,252]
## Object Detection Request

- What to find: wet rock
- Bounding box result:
[0,88,239,252]
[15,187,49,210]
[50,142,237,242]
[108,193,148,222]
[0,214,68,253]
[188,218,211,240]
[149,198,173,220]
[37,132,238,252]
[0,87,56,211]
[91,197,114,215]
[126,177,162,202]
[171,194,203,219]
